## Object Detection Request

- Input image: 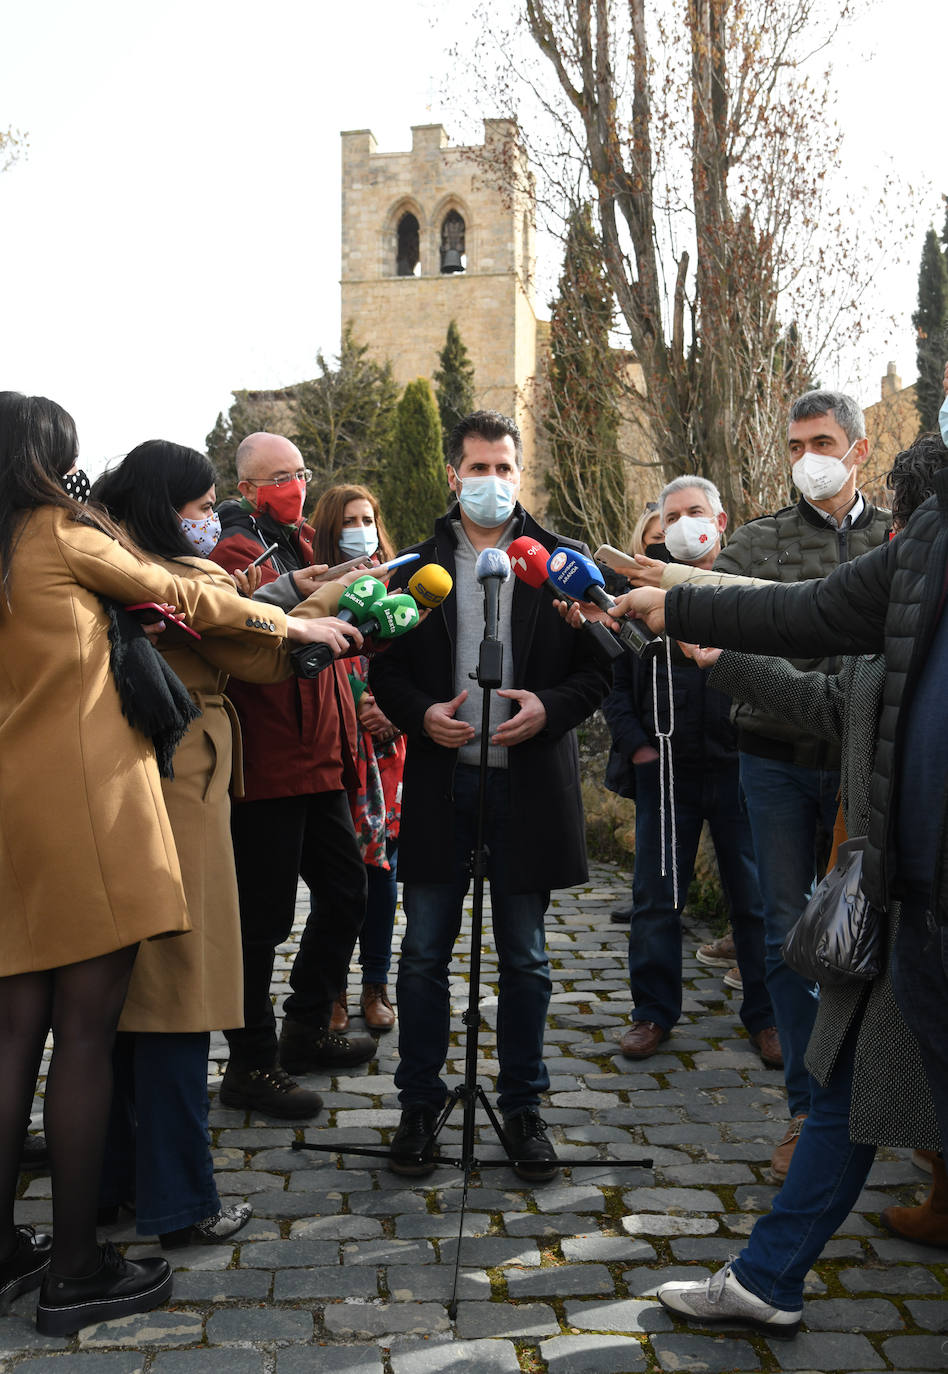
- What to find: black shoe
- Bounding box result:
[278,1020,377,1073]
[36,1242,172,1336]
[0,1227,52,1312]
[219,1062,323,1119]
[503,1110,559,1182]
[389,1106,439,1177]
[160,1201,253,1249]
[610,903,634,924]
[19,1134,49,1172]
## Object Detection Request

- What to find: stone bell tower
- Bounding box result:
[340,120,544,504]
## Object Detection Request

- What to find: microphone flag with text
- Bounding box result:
[508,536,623,663]
[408,563,454,611]
[546,547,661,658]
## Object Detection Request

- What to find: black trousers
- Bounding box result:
[225,791,367,1068]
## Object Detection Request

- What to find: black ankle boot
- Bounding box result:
[36,1241,172,1336]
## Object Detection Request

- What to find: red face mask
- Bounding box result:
[253,477,306,527]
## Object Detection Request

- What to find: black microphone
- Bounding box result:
[475,547,510,643]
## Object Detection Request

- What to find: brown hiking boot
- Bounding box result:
[696,931,737,967]
[771,1115,807,1182]
[881,1155,948,1247]
[360,983,396,1032]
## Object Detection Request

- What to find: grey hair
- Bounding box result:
[788,390,865,444]
[659,474,723,517]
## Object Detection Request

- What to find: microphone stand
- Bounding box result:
[293,565,650,1320]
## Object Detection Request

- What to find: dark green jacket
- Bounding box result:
[712,496,891,767]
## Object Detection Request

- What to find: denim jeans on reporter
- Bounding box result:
[731,1023,876,1310]
[739,753,840,1117]
[629,759,772,1036]
[100,1031,219,1236]
[395,763,551,1117]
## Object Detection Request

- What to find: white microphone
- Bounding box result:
[474,547,511,642]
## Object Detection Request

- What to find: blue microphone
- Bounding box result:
[546,546,661,658]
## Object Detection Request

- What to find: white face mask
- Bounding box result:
[792,442,857,502]
[180,512,222,558]
[452,471,517,528]
[338,524,379,559]
[663,514,720,563]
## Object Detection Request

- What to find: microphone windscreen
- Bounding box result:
[475,547,511,584]
[508,536,550,589]
[547,547,605,597]
[408,563,453,609]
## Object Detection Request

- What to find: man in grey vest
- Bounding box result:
[711,391,890,1178]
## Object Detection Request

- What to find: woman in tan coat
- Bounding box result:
[0,393,348,1335]
[93,442,302,1248]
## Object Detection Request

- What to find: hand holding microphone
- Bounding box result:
[546,547,662,657]
[607,586,669,634]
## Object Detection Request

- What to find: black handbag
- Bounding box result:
[781,837,882,984]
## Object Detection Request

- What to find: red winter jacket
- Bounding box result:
[211,501,358,802]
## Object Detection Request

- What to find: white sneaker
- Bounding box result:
[658,1261,802,1337]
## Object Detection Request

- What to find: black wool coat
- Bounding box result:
[369,504,611,893]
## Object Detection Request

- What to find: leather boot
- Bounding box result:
[360,983,395,1032]
[329,994,349,1033]
[881,1154,948,1247]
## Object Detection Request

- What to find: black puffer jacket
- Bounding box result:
[712,497,890,766]
[666,471,948,923]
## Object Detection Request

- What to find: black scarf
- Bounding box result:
[98,598,200,778]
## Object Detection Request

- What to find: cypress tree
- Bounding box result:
[380,378,447,549]
[544,204,626,545]
[433,320,476,458]
[913,225,948,432]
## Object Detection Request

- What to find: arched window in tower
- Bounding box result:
[396,213,420,277]
[440,210,466,274]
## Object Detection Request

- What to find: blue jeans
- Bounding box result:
[739,754,839,1116]
[891,902,948,1155]
[359,842,398,985]
[732,1025,876,1310]
[629,761,771,1034]
[100,1031,219,1236]
[396,765,551,1117]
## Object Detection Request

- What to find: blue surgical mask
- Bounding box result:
[453,472,517,528]
[939,393,948,448]
[338,524,379,559]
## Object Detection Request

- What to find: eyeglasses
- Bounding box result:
[644,501,659,512]
[249,469,312,488]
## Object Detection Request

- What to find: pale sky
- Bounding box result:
[0,0,940,474]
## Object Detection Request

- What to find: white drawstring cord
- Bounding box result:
[652,636,679,909]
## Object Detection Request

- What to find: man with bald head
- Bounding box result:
[210,432,375,1119]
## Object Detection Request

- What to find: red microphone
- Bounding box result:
[507,536,623,662]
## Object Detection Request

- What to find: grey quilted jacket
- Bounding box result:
[712,497,890,767]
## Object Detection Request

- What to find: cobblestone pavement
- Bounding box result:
[9,862,948,1372]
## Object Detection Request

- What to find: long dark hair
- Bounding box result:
[93,441,217,560]
[309,483,395,567]
[885,433,948,531]
[0,391,136,601]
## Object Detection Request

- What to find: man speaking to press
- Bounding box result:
[370,410,610,1180]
